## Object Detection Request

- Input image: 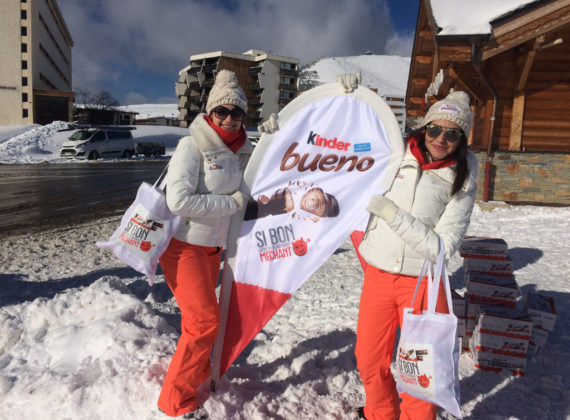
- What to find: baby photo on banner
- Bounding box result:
[213,84,405,379]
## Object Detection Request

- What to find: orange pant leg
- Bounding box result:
[157,238,222,417]
[355,267,401,420]
[356,267,449,420]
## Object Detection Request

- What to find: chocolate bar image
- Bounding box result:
[244,188,294,220]
[300,188,339,218]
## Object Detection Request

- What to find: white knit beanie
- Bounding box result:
[422,91,474,136]
[206,70,248,114]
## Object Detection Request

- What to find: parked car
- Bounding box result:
[60,127,135,160]
[134,141,165,158]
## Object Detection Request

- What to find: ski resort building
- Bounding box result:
[176,50,299,128]
[0,0,74,125]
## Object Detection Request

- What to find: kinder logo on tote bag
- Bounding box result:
[396,238,462,418]
[97,168,182,286]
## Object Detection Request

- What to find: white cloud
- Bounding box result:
[124,92,149,105]
[58,0,411,98]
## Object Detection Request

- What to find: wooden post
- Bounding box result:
[508,36,544,151]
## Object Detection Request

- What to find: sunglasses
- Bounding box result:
[425,124,464,143]
[212,106,245,121]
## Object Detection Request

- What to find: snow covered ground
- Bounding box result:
[1,202,568,420]
[1,114,569,419]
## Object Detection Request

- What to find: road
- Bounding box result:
[0,161,168,234]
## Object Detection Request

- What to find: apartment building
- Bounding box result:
[176,49,299,127]
[0,0,74,125]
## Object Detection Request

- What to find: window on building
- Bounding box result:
[22,77,28,86]
[22,93,28,102]
[22,60,27,69]
[21,0,28,3]
[21,26,27,36]
[21,43,27,53]
[21,10,27,19]
[23,109,28,118]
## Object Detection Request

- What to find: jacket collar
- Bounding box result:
[190,113,254,156]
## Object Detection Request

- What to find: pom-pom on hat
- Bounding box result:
[422,91,474,136]
[206,69,248,114]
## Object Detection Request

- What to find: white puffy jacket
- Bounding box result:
[165,115,254,247]
[359,145,478,276]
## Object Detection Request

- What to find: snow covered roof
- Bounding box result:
[116,104,179,120]
[431,0,541,36]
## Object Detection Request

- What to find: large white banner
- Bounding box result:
[211,84,404,381]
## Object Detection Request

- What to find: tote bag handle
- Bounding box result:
[410,237,454,315]
[154,162,170,190]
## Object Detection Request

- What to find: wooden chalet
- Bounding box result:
[406,0,570,204]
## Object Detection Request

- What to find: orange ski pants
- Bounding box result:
[157,238,222,417]
[355,266,449,420]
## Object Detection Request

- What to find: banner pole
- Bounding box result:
[210,211,242,390]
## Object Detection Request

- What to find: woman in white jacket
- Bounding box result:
[355,91,478,420]
[157,70,253,418]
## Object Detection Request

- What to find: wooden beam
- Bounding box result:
[483,3,570,60]
[412,77,428,86]
[416,55,432,64]
[517,36,545,92]
[508,92,525,151]
[419,29,432,38]
[407,109,426,117]
[446,67,485,104]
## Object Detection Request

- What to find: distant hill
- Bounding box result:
[300,54,410,96]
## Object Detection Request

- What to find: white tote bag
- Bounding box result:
[96,165,182,285]
[395,238,462,418]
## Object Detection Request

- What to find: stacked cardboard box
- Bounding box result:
[458,236,557,373]
[524,292,557,357]
[471,305,533,375]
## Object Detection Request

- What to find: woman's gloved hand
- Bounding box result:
[336,72,362,93]
[231,191,249,210]
[257,113,279,134]
[366,194,399,220]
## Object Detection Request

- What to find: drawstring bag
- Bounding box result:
[395,238,462,418]
[96,164,182,285]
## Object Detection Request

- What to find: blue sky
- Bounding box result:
[58,0,419,105]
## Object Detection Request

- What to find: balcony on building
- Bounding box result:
[248,66,263,75]
[248,82,263,91]
[280,68,299,77]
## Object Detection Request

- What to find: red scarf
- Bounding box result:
[407,133,456,170]
[205,115,246,153]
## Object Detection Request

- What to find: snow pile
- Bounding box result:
[0,203,568,419]
[302,54,411,95]
[0,122,188,164]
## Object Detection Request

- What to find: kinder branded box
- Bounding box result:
[470,339,527,375]
[528,326,549,357]
[524,292,557,332]
[460,236,508,259]
[472,327,528,357]
[466,273,519,307]
[476,306,534,339]
[451,289,466,318]
[464,257,513,277]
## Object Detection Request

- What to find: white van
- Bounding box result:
[60,128,135,160]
